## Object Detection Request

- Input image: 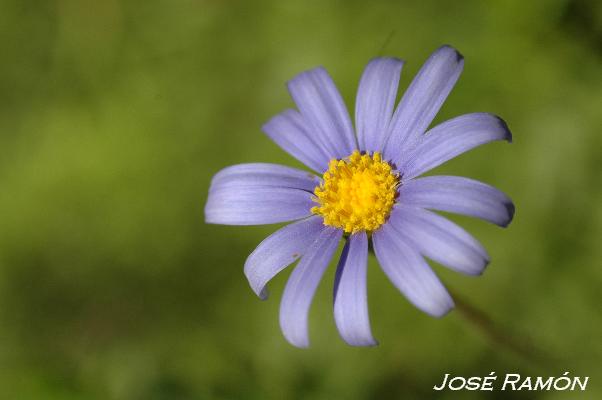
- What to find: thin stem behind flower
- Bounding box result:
[450,289,559,372]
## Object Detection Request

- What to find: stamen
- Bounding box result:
[311,150,399,233]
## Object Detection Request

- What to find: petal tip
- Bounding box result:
[483,257,491,271]
[437,44,464,62]
[501,201,515,227]
[346,338,379,347]
[286,336,310,349]
[495,116,513,143]
[203,209,218,225]
[466,257,490,276]
[260,121,275,138]
[244,270,268,299]
[258,287,269,301]
[441,302,455,317]
[438,295,456,318]
[431,300,455,318]
[286,66,326,89]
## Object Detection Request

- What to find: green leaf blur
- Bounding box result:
[0,0,600,398]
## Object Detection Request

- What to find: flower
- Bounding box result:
[205,45,514,347]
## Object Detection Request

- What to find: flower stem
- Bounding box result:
[367,247,555,368]
[450,289,558,371]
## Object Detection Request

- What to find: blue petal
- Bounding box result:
[355,58,404,153]
[263,109,331,173]
[387,206,489,275]
[384,45,464,164]
[333,232,377,346]
[400,176,514,227]
[400,113,512,179]
[288,67,357,159]
[373,222,454,317]
[210,163,321,192]
[205,186,313,225]
[279,227,342,348]
[244,216,326,299]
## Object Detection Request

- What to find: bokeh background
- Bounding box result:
[0,0,601,398]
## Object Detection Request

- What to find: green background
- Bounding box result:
[0,0,600,398]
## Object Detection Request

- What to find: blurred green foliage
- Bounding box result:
[0,0,601,398]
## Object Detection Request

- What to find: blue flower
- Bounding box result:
[205,45,514,347]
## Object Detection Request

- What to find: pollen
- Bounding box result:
[311,150,399,234]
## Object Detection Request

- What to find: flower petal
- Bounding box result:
[400,176,515,227]
[400,113,512,179]
[333,232,377,346]
[244,216,326,300]
[205,186,313,225]
[210,163,320,193]
[388,206,489,275]
[355,58,404,153]
[279,227,342,348]
[384,45,464,164]
[287,67,357,159]
[373,222,454,317]
[263,109,331,173]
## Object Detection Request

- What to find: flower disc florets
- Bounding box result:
[311,150,399,234]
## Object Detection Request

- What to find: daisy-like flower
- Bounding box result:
[205,45,514,347]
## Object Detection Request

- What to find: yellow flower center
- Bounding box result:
[311,150,399,234]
